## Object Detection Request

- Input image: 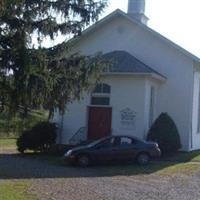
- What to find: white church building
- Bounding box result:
[54,0,200,151]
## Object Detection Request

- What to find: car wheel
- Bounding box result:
[137,153,150,165]
[77,154,90,167]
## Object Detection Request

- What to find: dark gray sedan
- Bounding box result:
[64,135,161,167]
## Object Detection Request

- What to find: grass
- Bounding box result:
[93,161,200,177]
[161,150,200,162]
[0,181,37,200]
[26,152,200,177]
[1,138,200,178]
[0,138,16,148]
[156,163,200,176]
[17,148,200,177]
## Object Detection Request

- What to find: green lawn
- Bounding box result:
[0,139,37,200]
[1,140,200,200]
[161,150,200,162]
[0,138,16,148]
[18,147,200,177]
[22,152,200,178]
[0,181,37,200]
[89,161,200,178]
[157,163,200,176]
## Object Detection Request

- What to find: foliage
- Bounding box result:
[147,113,181,155]
[17,121,57,153]
[0,110,48,138]
[0,0,109,117]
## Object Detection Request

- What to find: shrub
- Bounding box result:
[17,122,57,153]
[147,113,181,155]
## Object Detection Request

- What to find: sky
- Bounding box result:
[103,0,200,57]
[42,0,200,58]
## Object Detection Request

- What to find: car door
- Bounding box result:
[90,137,117,163]
[112,137,137,161]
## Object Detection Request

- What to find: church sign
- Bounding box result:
[120,108,136,130]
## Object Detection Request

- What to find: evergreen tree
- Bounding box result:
[147,113,181,155]
[0,0,108,117]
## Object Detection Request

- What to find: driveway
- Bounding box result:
[1,149,200,200]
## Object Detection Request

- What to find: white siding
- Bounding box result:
[72,16,193,150]
[55,15,195,150]
[105,76,146,138]
[192,71,200,150]
[59,75,160,144]
[60,95,90,143]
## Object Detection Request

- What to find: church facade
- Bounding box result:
[54,0,200,151]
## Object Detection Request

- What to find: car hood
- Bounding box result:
[146,141,157,145]
[70,145,89,152]
[145,141,160,148]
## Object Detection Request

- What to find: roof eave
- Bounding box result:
[102,72,167,82]
[68,9,122,46]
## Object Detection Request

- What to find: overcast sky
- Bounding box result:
[42,0,200,57]
[104,0,200,57]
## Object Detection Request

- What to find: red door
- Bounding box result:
[88,107,112,140]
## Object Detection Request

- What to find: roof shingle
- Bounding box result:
[103,51,164,77]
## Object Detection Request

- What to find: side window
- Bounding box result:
[119,137,133,146]
[91,97,110,106]
[98,138,115,148]
[149,86,155,127]
[198,81,200,133]
[93,83,111,94]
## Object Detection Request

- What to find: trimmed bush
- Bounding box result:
[147,113,181,155]
[17,122,57,153]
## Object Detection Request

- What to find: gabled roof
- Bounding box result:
[71,9,200,63]
[102,51,166,81]
[103,50,164,76]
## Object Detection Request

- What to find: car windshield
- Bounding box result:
[87,137,109,148]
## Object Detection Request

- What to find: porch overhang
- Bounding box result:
[102,72,167,82]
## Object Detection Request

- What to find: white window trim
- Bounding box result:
[88,105,112,108]
[91,93,110,98]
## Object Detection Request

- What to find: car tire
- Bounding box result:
[77,154,90,167]
[136,153,150,165]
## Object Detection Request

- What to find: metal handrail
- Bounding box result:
[69,127,86,145]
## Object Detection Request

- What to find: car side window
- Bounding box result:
[97,138,115,148]
[119,137,134,146]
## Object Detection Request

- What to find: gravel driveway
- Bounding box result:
[1,150,200,200]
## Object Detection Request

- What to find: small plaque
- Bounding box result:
[120,108,136,130]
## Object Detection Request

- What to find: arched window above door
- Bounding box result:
[93,83,111,94]
[91,83,111,106]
